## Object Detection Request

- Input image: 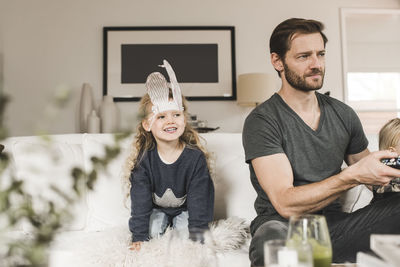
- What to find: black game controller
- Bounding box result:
[382,157,400,169]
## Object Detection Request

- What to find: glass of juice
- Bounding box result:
[287,214,332,267]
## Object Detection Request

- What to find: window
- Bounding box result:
[341,8,400,135]
[347,72,400,133]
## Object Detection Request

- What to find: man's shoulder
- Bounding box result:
[246,94,280,121]
[318,92,353,110]
[318,92,358,119]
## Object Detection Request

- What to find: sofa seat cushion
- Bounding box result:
[340,185,373,213]
[200,133,257,222]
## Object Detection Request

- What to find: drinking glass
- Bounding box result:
[287,214,332,267]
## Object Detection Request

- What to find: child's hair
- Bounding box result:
[379,118,400,150]
[122,92,211,195]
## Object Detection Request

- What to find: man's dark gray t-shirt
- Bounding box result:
[242,92,368,235]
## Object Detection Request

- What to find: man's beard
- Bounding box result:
[283,62,325,92]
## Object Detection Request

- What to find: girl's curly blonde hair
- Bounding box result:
[122,93,211,197]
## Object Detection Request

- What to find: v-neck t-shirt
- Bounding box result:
[242,92,368,235]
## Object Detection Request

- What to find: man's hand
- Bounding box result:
[344,150,400,186]
[129,241,142,251]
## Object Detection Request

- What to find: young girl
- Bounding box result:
[125,60,214,251]
[372,118,400,200]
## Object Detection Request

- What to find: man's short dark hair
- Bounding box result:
[269,18,328,60]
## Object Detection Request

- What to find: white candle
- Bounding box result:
[278,248,298,267]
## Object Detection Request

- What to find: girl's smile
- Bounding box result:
[143,108,186,144]
[164,126,178,133]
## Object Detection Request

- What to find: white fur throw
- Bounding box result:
[52,217,249,267]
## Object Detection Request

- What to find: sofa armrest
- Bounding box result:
[340,185,373,213]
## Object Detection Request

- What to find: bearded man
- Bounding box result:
[242,18,400,267]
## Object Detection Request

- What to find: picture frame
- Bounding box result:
[103,26,236,101]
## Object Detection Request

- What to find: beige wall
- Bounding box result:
[0,0,399,136]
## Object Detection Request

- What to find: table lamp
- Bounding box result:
[237,73,277,106]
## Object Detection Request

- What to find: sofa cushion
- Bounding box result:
[82,134,132,231]
[12,139,86,231]
[340,185,373,212]
[200,133,257,222]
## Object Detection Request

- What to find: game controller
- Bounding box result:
[382,157,400,169]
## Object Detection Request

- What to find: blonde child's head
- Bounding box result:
[122,92,210,191]
[134,90,201,160]
[379,118,400,151]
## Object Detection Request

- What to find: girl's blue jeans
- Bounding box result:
[149,208,189,238]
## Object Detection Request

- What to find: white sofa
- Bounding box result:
[1,133,377,267]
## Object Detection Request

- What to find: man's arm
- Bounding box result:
[346,149,373,191]
[252,149,400,219]
[345,148,370,166]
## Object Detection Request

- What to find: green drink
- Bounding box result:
[312,242,332,267]
[314,256,332,267]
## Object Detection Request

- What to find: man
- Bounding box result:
[242,18,400,267]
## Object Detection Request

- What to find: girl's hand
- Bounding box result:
[129,241,142,251]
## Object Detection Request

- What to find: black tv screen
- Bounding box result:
[121,43,219,83]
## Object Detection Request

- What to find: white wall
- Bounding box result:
[0,0,399,136]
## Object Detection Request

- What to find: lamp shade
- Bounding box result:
[237,73,276,106]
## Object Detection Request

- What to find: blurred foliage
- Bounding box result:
[0,94,9,140]
[0,92,130,266]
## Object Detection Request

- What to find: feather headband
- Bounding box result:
[145,60,184,130]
